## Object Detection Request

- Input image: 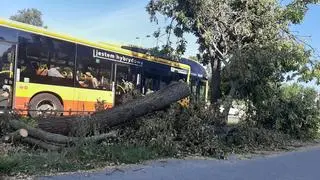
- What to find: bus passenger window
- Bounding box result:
[142,73,161,94]
[145,78,154,94]
[76,45,113,90]
[18,32,75,87]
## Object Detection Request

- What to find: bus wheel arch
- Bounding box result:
[28,92,64,118]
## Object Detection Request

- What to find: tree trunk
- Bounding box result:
[1,129,28,143]
[21,137,62,151]
[210,57,222,103]
[8,120,117,145]
[38,81,190,135]
[9,120,75,144]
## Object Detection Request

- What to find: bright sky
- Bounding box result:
[290,4,320,58]
[0,0,319,58]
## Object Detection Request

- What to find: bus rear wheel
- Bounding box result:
[28,93,63,118]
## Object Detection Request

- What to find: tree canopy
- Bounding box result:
[146,0,320,113]
[10,8,46,28]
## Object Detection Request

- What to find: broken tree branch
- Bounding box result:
[1,129,28,143]
[8,120,117,145]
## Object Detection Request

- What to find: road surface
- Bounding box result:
[40,145,320,180]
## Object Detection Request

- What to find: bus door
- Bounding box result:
[114,64,142,105]
[0,41,16,109]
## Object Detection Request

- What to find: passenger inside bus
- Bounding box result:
[31,62,71,79]
[34,63,48,76]
[85,72,98,88]
[67,71,73,79]
[47,65,64,78]
[78,71,99,88]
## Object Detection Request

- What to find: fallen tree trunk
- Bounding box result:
[9,120,74,144]
[8,120,117,145]
[38,81,190,135]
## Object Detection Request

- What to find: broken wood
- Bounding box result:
[1,119,117,150]
[1,129,28,143]
[21,137,62,151]
[9,120,74,144]
[38,81,190,135]
[9,120,117,144]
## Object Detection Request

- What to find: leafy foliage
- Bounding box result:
[224,125,291,152]
[251,84,320,139]
[116,104,220,157]
[146,0,320,105]
[116,103,291,158]
[10,8,47,28]
[122,45,180,61]
[0,114,10,137]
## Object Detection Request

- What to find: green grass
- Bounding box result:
[0,151,80,175]
[0,144,161,176]
[69,143,160,164]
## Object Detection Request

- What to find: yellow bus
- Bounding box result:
[0,18,207,117]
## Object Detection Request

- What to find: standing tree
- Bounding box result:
[146,0,319,118]
[10,8,46,28]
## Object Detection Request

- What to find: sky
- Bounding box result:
[290,4,320,58]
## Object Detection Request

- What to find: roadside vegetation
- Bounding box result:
[1,83,320,176]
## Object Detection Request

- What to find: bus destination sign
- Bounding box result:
[93,49,143,66]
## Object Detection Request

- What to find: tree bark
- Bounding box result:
[9,120,75,144]
[8,120,117,145]
[210,57,222,103]
[21,137,62,151]
[38,81,190,135]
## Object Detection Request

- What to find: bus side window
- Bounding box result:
[18,32,75,86]
[49,39,75,80]
[76,45,113,90]
[145,78,153,94]
[142,74,161,94]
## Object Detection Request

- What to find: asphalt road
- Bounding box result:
[40,145,320,180]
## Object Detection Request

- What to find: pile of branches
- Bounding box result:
[0,82,190,151]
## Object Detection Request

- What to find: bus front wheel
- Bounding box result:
[28,93,63,118]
